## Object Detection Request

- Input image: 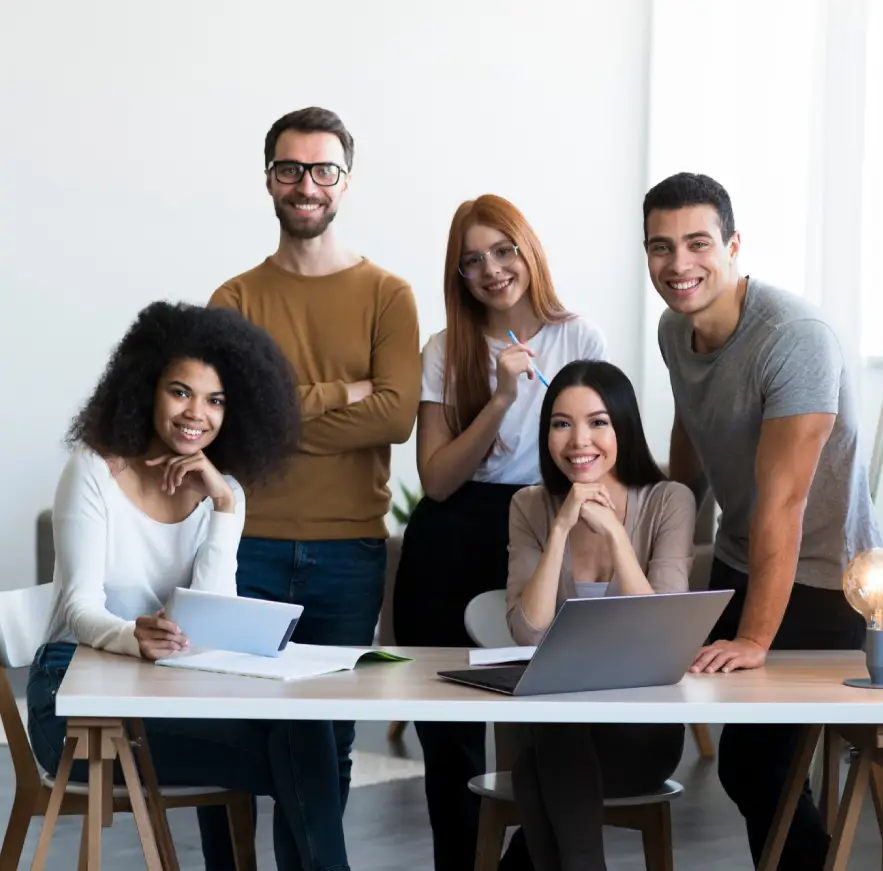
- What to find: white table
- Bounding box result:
[54,646,883,723]
[37,647,883,871]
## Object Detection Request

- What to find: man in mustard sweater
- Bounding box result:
[206,107,420,871]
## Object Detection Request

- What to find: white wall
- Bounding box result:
[0,0,653,589]
[639,0,881,481]
[640,0,825,458]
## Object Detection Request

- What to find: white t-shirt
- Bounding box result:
[421,317,607,485]
[43,447,246,658]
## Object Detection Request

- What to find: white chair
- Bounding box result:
[0,583,256,871]
[464,591,516,650]
[464,589,684,871]
[469,768,683,871]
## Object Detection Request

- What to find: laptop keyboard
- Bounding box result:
[476,666,526,691]
[443,665,527,692]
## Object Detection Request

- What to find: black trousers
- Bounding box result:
[513,722,684,871]
[393,482,534,871]
[709,558,865,870]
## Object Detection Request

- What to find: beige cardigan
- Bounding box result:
[506,481,697,645]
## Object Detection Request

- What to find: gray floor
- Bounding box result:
[4,664,883,870]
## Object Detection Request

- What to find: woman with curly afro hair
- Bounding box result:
[26,300,310,870]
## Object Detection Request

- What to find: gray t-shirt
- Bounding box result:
[658,277,880,590]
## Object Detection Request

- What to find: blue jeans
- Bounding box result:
[199,536,387,871]
[26,642,314,870]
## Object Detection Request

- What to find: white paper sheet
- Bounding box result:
[468,646,537,666]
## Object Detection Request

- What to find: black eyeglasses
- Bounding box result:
[267,160,347,187]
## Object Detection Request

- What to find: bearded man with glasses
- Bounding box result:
[206,106,420,871]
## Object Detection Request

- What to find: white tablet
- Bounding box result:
[164,588,303,658]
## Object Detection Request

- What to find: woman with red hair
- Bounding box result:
[394,195,607,871]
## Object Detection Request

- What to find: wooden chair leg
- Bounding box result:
[226,793,257,871]
[689,723,715,760]
[757,723,822,871]
[31,734,79,871]
[823,746,872,871]
[0,789,37,871]
[387,721,408,742]
[639,802,674,871]
[473,798,508,871]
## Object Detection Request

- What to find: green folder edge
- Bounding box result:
[357,650,412,663]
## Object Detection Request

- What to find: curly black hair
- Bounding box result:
[67,300,300,488]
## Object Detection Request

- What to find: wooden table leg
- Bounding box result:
[113,734,163,871]
[757,723,822,871]
[820,727,841,834]
[823,746,872,871]
[102,755,113,827]
[127,719,180,871]
[77,815,88,871]
[31,718,167,871]
[86,727,104,870]
[30,733,79,871]
[868,762,883,860]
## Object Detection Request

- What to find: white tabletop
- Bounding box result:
[55,646,883,725]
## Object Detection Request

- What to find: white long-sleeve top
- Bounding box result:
[43,446,246,658]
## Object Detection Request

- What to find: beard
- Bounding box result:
[274,196,338,240]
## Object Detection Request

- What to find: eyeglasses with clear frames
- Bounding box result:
[458,242,520,279]
[267,160,347,187]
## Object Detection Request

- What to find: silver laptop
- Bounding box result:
[437,589,733,696]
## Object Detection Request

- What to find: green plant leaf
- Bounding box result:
[390,480,424,526]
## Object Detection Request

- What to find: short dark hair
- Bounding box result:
[67,301,300,489]
[539,360,665,497]
[264,107,355,171]
[642,172,736,243]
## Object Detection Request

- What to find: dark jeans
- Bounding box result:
[199,536,386,871]
[513,722,685,871]
[709,558,865,871]
[27,642,314,870]
[393,482,534,871]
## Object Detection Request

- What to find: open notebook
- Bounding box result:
[156,643,411,681]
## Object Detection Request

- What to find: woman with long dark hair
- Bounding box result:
[507,359,695,871]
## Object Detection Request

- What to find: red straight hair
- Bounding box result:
[442,194,572,439]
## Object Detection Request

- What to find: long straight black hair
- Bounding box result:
[539,360,666,497]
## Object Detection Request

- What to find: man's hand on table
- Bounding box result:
[690,637,767,674]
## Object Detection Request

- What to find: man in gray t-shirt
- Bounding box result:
[644,172,880,871]
[659,278,879,590]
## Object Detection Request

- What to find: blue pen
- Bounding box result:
[507,330,550,387]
